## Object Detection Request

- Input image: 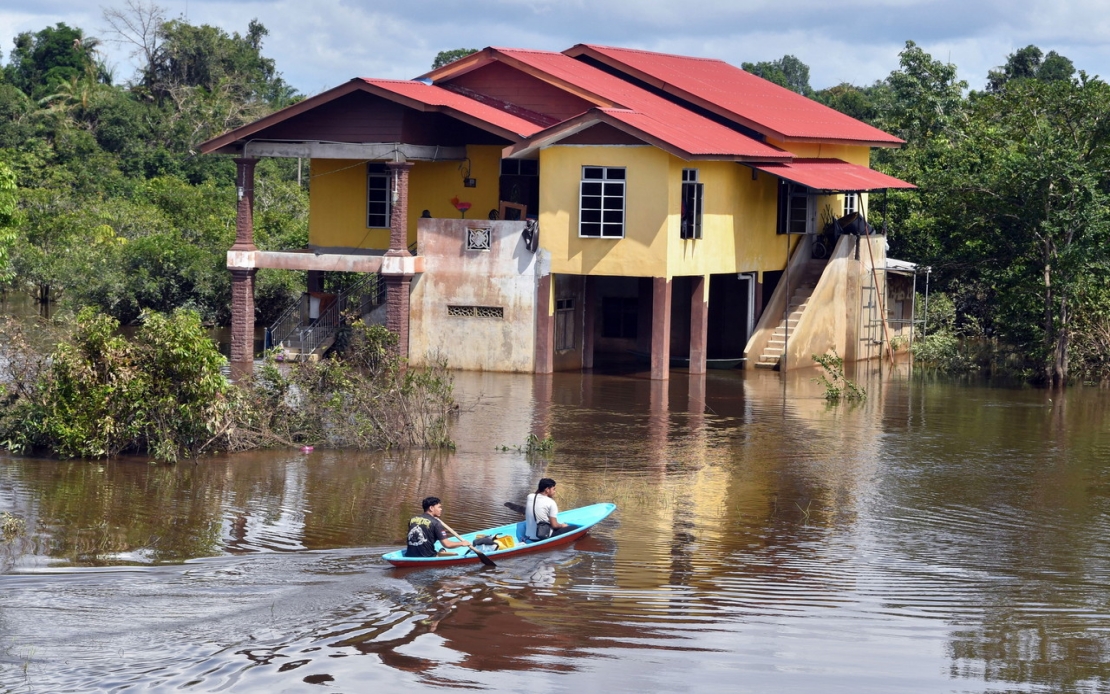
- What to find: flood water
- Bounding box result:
[2,365,1110,693]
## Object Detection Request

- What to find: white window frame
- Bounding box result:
[843,192,858,216]
[578,166,626,238]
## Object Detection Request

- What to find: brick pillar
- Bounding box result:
[383,161,415,359]
[230,268,257,373]
[385,274,411,357]
[232,158,258,251]
[689,274,708,375]
[535,273,554,374]
[229,157,258,379]
[386,161,414,255]
[650,276,672,381]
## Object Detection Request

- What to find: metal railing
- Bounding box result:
[267,273,383,358]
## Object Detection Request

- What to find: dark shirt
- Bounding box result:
[406,513,448,557]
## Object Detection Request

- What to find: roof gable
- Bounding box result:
[199,78,543,154]
[433,48,789,162]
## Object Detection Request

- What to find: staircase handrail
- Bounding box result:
[269,273,382,356]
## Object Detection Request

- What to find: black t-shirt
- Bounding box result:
[406,513,448,557]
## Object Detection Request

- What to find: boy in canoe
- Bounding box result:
[406,496,467,557]
[525,478,577,541]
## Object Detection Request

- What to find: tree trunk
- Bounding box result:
[1052,296,1069,388]
[1044,251,1054,385]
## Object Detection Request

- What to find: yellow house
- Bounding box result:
[201,44,913,378]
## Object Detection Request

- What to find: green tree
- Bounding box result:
[0,160,17,279]
[742,55,813,96]
[4,23,107,99]
[432,48,478,70]
[939,75,1110,385]
[986,45,1075,92]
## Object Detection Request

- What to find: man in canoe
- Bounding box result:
[525,478,577,541]
[406,496,468,557]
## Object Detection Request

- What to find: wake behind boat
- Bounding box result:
[383,502,616,568]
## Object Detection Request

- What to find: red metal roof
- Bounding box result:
[748,159,916,191]
[480,49,789,160]
[359,79,544,138]
[565,44,904,147]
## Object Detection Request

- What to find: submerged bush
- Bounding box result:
[232,322,455,450]
[0,308,234,461]
[0,311,455,461]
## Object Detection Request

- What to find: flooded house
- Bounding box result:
[200,45,915,378]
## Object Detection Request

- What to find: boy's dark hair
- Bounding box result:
[422,496,441,511]
[536,478,556,493]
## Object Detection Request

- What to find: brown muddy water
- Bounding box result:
[2,365,1110,693]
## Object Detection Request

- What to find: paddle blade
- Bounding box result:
[504,501,525,516]
[475,549,496,567]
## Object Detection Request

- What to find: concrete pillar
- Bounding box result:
[689,274,708,375]
[383,161,415,358]
[650,276,672,381]
[229,157,258,377]
[535,273,554,374]
[582,275,595,370]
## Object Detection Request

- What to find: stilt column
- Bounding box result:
[230,268,257,368]
[383,161,415,359]
[582,275,595,370]
[535,273,554,374]
[650,277,672,381]
[229,157,258,377]
[689,275,708,375]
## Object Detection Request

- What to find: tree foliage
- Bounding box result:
[432,48,478,70]
[742,55,813,96]
[0,8,305,326]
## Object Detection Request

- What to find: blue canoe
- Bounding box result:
[383,502,617,568]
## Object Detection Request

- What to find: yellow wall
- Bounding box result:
[540,145,671,277]
[308,145,503,250]
[666,157,787,277]
[767,140,870,166]
[540,146,805,278]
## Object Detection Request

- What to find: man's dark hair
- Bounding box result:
[422,496,441,511]
[536,478,556,493]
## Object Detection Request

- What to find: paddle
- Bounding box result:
[437,519,496,567]
[503,501,525,516]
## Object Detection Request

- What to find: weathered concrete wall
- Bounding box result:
[408,218,542,372]
[785,234,887,370]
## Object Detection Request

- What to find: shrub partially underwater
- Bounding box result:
[0,310,454,462]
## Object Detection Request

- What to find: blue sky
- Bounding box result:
[2,0,1109,96]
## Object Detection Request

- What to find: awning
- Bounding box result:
[749,158,916,192]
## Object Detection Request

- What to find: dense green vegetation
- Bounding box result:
[0,7,305,326]
[792,42,1110,386]
[0,310,455,461]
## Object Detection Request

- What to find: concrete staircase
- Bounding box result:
[754,261,825,370]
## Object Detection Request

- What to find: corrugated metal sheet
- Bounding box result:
[477,50,790,160]
[749,159,916,191]
[569,45,904,146]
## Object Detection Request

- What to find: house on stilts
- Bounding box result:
[200,44,916,378]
